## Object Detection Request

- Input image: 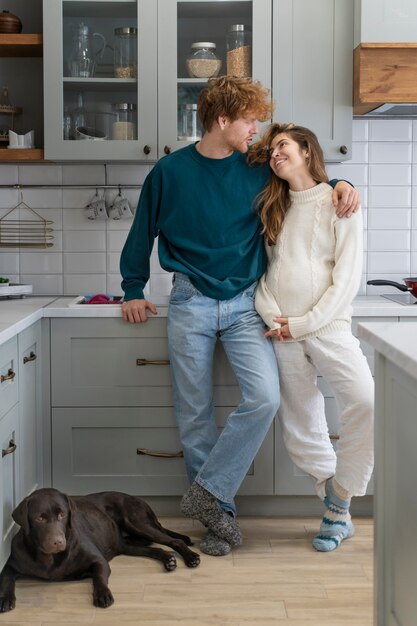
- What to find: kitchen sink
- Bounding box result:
[68,295,123,307]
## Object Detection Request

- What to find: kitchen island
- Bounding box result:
[358,322,417,626]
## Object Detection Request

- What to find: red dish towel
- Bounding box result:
[86,294,112,304]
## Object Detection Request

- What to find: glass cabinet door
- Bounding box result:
[43,0,157,160]
[157,0,272,157]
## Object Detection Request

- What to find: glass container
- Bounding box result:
[114,27,137,78]
[68,22,106,78]
[226,24,252,78]
[186,42,222,78]
[178,103,201,141]
[111,103,137,140]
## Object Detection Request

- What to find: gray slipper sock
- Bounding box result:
[200,529,232,556]
[180,483,242,546]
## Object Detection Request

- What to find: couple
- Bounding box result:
[120,76,374,556]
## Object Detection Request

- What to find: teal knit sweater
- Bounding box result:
[120,143,340,301]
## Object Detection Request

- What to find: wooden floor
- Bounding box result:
[1,516,373,625]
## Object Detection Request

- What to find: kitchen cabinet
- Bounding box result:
[273,316,400,495]
[43,0,272,161]
[272,0,353,161]
[354,0,417,45]
[50,318,273,496]
[0,337,19,571]
[18,321,43,499]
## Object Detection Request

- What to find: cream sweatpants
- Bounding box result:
[273,330,374,500]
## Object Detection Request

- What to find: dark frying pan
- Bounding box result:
[367,278,417,298]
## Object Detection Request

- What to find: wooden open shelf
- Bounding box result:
[0,148,44,161]
[0,33,43,57]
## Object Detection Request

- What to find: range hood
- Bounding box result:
[353,43,417,116]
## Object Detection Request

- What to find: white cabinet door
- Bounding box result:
[0,405,19,571]
[157,0,272,156]
[272,0,353,162]
[18,322,43,499]
[43,0,158,160]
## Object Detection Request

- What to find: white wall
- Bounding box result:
[0,118,416,301]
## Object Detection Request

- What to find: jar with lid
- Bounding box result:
[186,42,222,78]
[226,25,252,78]
[111,103,137,140]
[178,103,201,141]
[114,27,137,78]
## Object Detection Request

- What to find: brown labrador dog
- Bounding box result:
[0,488,200,611]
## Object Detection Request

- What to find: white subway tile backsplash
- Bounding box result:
[106,253,121,274]
[369,142,412,164]
[368,230,410,252]
[369,164,411,186]
[105,164,150,186]
[0,189,19,210]
[18,164,62,186]
[63,252,106,274]
[368,186,411,208]
[0,165,18,184]
[63,230,106,252]
[369,120,412,142]
[20,274,63,296]
[350,142,368,163]
[22,188,63,210]
[63,208,106,230]
[411,252,417,274]
[368,209,411,230]
[352,119,368,142]
[106,273,123,296]
[106,230,129,251]
[325,163,368,186]
[412,230,417,250]
[368,252,410,275]
[62,164,105,185]
[64,274,106,296]
[0,253,19,274]
[20,252,63,274]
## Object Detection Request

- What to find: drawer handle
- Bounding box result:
[23,351,37,364]
[137,447,184,459]
[330,434,340,441]
[2,440,17,458]
[136,358,170,366]
[1,368,16,383]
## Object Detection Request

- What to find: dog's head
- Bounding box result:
[12,488,75,554]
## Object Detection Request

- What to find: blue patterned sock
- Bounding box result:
[312,478,355,552]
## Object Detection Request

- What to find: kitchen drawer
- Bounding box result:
[51,318,240,407]
[0,336,18,422]
[51,406,273,496]
[0,403,19,571]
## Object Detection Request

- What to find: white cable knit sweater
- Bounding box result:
[255,182,363,341]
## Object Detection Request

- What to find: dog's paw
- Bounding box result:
[93,586,114,609]
[163,553,177,571]
[0,595,16,612]
[184,550,201,568]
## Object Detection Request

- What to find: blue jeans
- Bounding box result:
[167,273,280,515]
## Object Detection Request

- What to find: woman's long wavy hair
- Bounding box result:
[248,123,329,245]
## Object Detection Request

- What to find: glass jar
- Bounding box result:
[226,24,252,78]
[114,27,137,78]
[186,42,222,78]
[111,103,137,140]
[178,103,201,141]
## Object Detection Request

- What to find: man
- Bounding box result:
[120,76,359,556]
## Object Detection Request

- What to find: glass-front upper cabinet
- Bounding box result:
[157,0,272,157]
[43,0,157,160]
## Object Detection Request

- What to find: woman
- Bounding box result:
[248,123,374,551]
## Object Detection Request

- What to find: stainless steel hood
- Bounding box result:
[358,103,417,118]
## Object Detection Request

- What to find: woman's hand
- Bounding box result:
[264,317,293,341]
[332,181,361,218]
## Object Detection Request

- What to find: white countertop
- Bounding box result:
[0,295,416,348]
[358,322,417,381]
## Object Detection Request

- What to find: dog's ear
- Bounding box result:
[63,493,75,531]
[12,497,31,535]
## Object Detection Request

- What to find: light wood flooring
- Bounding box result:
[0,516,373,625]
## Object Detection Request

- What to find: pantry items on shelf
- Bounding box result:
[67,22,106,78]
[8,129,34,149]
[226,24,252,77]
[114,27,137,78]
[0,86,22,147]
[111,103,137,140]
[178,103,201,141]
[186,42,222,78]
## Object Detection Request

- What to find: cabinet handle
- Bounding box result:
[329,434,340,441]
[164,145,171,155]
[1,368,15,383]
[143,145,151,155]
[2,439,17,458]
[137,447,183,458]
[339,145,348,155]
[23,351,37,364]
[136,358,170,366]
